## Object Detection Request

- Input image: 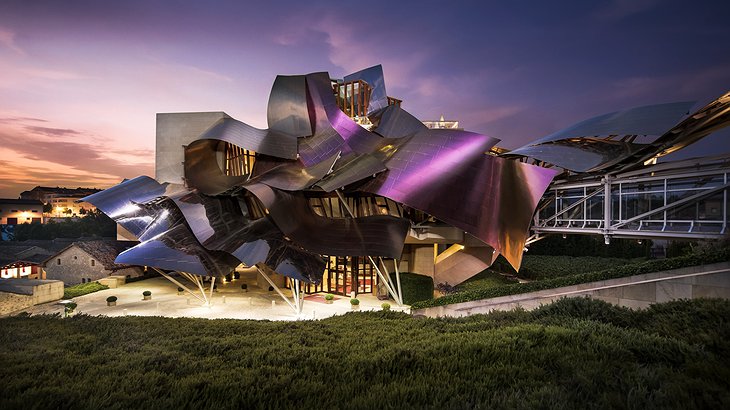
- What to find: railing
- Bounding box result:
[532,155,730,241]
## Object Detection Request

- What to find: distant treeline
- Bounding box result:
[9,210,116,240]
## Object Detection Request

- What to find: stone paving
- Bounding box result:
[18,276,409,321]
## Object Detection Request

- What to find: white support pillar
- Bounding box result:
[179,271,209,305]
[335,189,404,305]
[255,265,299,314]
[152,268,206,304]
[603,174,612,244]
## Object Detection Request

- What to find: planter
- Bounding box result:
[143,295,151,301]
[325,300,333,304]
[351,304,360,311]
[107,301,116,307]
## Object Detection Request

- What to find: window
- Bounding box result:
[57,258,61,265]
[91,260,95,267]
[11,209,18,212]
[73,256,77,260]
[32,210,38,213]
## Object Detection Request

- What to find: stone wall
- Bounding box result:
[413,262,730,318]
[0,279,64,316]
[44,246,143,285]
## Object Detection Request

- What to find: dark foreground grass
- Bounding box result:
[1,298,729,409]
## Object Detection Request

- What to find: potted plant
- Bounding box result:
[177,287,184,295]
[64,302,77,317]
[106,296,117,307]
[350,298,360,310]
[324,293,334,304]
[142,290,152,300]
[241,284,248,292]
[381,302,391,311]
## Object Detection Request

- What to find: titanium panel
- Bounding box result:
[247,153,339,191]
[242,183,409,259]
[115,223,240,277]
[166,189,325,282]
[81,176,168,240]
[184,139,248,195]
[315,153,387,192]
[358,129,555,270]
[198,117,298,159]
[514,102,694,147]
[369,105,427,138]
[267,75,312,137]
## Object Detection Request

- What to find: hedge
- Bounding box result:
[389,272,433,305]
[0,298,728,409]
[412,248,730,309]
[62,282,109,299]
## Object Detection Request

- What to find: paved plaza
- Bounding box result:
[19,275,408,321]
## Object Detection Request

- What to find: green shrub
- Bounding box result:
[413,248,730,309]
[64,302,77,311]
[389,272,434,305]
[381,303,391,311]
[63,282,109,299]
[142,291,151,297]
[350,298,359,306]
[106,296,117,303]
[177,287,184,292]
[324,294,334,301]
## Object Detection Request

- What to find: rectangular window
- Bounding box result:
[91,260,95,267]
[11,209,18,212]
[57,258,61,265]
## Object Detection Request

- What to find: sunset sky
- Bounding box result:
[1,0,729,198]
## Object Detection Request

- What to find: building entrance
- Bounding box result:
[300,256,376,296]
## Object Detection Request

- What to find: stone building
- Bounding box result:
[43,240,143,285]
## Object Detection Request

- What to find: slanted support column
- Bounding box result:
[152,268,207,305]
[335,189,405,306]
[255,265,302,314]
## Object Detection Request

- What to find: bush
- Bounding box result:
[106,296,117,303]
[389,272,434,305]
[177,287,184,293]
[413,248,730,309]
[350,298,360,306]
[142,291,151,297]
[324,294,334,301]
[381,303,391,311]
[241,284,248,290]
[63,282,109,299]
[64,302,77,311]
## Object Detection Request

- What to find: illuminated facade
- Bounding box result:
[83,65,557,304]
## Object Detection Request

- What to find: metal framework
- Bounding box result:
[532,155,730,241]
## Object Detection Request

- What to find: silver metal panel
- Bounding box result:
[184,139,247,195]
[344,64,388,114]
[81,176,167,240]
[198,117,298,159]
[316,153,387,192]
[156,112,229,185]
[267,75,312,137]
[506,101,695,172]
[242,183,410,259]
[369,105,427,138]
[357,130,556,270]
[515,102,694,147]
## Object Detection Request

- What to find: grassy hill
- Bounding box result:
[1,298,729,409]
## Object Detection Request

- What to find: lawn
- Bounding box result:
[1,298,729,409]
[62,281,109,299]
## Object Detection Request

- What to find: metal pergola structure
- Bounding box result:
[529,155,730,243]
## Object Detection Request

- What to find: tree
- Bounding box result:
[43,203,52,214]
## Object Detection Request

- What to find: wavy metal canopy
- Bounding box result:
[84,66,558,283]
